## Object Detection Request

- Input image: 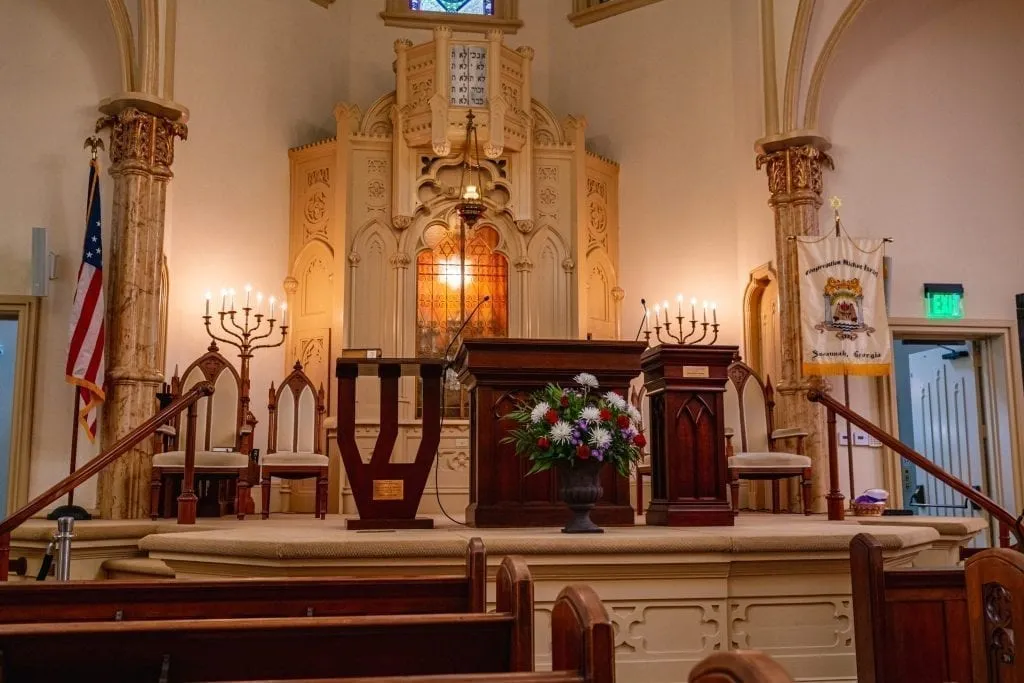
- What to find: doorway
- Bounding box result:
[0,319,17,513]
[889,326,1021,547]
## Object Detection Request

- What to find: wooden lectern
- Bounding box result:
[641,344,739,526]
[335,357,443,529]
[455,338,646,527]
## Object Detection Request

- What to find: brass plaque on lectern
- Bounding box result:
[682,366,710,378]
[373,479,404,501]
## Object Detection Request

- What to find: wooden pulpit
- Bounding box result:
[335,357,443,529]
[455,338,646,527]
[641,344,739,526]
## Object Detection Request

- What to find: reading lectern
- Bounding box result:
[455,338,646,527]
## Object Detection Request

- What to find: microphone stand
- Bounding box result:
[634,299,648,342]
[442,295,491,371]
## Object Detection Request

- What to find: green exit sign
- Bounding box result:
[924,284,964,319]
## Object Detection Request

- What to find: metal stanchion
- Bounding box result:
[54,516,74,582]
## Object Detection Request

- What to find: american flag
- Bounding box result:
[66,159,106,441]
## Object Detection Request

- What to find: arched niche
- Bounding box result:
[526,225,569,338]
[585,246,618,340]
[347,219,397,352]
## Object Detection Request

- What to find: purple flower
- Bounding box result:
[592,450,604,461]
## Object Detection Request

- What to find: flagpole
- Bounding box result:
[831,197,857,504]
[67,391,81,508]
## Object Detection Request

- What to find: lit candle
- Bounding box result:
[280,303,288,325]
[228,288,236,311]
[256,292,263,314]
[690,297,696,320]
[702,301,708,323]
[244,284,252,308]
[653,303,661,325]
[662,300,669,325]
[205,291,211,316]
[676,294,683,317]
[269,296,276,319]
[220,288,227,312]
[644,308,650,332]
[462,185,480,201]
[711,302,718,324]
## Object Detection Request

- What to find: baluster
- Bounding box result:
[177,401,199,524]
[826,407,845,520]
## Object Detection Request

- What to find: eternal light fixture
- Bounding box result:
[455,109,486,229]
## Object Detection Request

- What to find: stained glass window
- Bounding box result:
[416,223,508,418]
[410,0,494,15]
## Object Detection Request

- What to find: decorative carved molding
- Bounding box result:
[440,450,469,471]
[392,215,414,231]
[348,251,361,267]
[514,219,534,235]
[611,286,625,302]
[538,166,558,183]
[390,252,412,269]
[755,142,834,204]
[561,257,576,273]
[96,107,187,170]
[514,257,534,273]
[283,276,299,296]
[568,0,664,27]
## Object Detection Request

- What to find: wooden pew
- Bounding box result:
[215,585,614,683]
[965,547,1024,682]
[688,651,794,682]
[0,538,486,623]
[850,532,971,683]
[0,555,533,682]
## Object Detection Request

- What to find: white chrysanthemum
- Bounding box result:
[574,372,599,389]
[549,420,574,444]
[604,391,627,410]
[530,401,551,424]
[588,426,612,450]
[627,404,642,423]
[580,406,601,422]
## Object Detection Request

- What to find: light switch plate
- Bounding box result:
[854,432,870,446]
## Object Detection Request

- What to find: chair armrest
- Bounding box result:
[724,427,735,438]
[239,425,254,435]
[156,424,176,437]
[771,427,808,440]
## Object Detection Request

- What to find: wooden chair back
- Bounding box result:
[688,651,794,682]
[0,552,532,681]
[0,538,487,623]
[966,547,1024,683]
[268,361,325,455]
[723,361,774,453]
[171,342,245,452]
[850,533,971,683]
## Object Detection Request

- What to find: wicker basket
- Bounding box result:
[852,501,886,516]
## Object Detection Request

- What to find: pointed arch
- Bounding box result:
[348,219,396,348]
[532,99,567,146]
[585,246,618,340]
[527,226,569,338]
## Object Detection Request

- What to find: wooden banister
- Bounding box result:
[0,381,215,579]
[808,388,1021,546]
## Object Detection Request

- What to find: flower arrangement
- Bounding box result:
[503,373,646,478]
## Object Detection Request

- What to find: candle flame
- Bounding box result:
[205,291,211,300]
[244,284,252,292]
[690,298,697,305]
[711,302,717,310]
[676,293,683,302]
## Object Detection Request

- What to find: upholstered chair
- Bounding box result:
[723,361,812,514]
[262,361,328,519]
[151,343,251,520]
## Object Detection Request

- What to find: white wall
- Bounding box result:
[818,0,1024,322]
[548,0,760,347]
[167,0,350,456]
[0,0,122,508]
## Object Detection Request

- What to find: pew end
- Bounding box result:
[688,651,794,682]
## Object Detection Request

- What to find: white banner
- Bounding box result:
[797,236,891,376]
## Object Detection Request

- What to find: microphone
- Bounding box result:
[634,298,648,341]
[443,295,491,366]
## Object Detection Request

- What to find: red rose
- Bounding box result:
[537,437,550,449]
[616,414,630,429]
[633,433,647,448]
[545,409,559,424]
[576,444,591,460]
[599,408,612,421]
[560,395,570,407]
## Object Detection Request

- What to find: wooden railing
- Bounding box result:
[807,388,1020,547]
[0,381,215,580]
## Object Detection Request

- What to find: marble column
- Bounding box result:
[755,136,835,512]
[96,102,187,519]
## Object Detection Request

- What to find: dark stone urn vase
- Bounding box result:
[558,459,605,534]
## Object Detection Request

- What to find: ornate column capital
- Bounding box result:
[755,134,833,207]
[390,252,412,270]
[514,257,534,273]
[96,106,187,172]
